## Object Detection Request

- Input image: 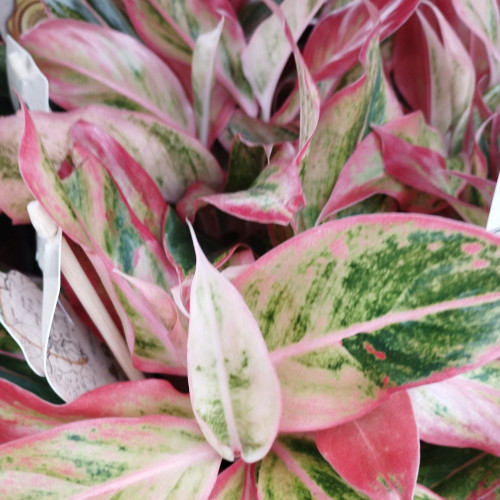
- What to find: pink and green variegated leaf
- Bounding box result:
[125,0,256,115]
[409,360,500,456]
[374,126,489,226]
[393,3,475,152]
[0,105,224,204]
[413,484,446,500]
[209,460,257,500]
[0,414,221,499]
[192,18,224,146]
[316,391,419,499]
[234,213,500,431]
[188,226,281,463]
[18,104,90,247]
[429,452,500,499]
[256,435,367,499]
[318,113,447,223]
[298,34,401,229]
[202,144,305,227]
[242,0,326,120]
[20,19,195,133]
[0,378,193,444]
[69,120,167,241]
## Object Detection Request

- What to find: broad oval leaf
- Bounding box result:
[188,225,281,463]
[20,19,195,133]
[234,213,500,431]
[0,414,221,499]
[317,391,419,499]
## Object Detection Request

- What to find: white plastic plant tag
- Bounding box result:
[487,178,500,234]
[6,34,49,112]
[0,270,125,402]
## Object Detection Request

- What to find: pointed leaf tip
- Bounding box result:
[187,222,281,463]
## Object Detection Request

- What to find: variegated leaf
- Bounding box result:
[192,19,224,145]
[202,144,305,227]
[0,377,194,444]
[69,119,167,241]
[409,360,500,456]
[241,0,326,120]
[188,225,281,462]
[304,0,421,81]
[20,19,195,132]
[125,0,256,115]
[234,214,500,431]
[0,414,221,499]
[298,34,400,229]
[256,435,367,499]
[318,112,446,223]
[209,460,257,500]
[316,391,419,499]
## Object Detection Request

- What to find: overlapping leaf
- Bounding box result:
[235,214,500,431]
[0,413,220,498]
[410,360,500,456]
[20,19,195,132]
[317,391,419,499]
[0,377,193,444]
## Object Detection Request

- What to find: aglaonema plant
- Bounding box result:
[0,0,500,498]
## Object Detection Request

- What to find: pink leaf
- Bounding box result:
[21,19,195,133]
[409,360,500,456]
[209,460,257,500]
[188,225,281,462]
[0,377,193,445]
[317,391,419,499]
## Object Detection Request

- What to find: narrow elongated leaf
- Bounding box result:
[69,120,167,241]
[317,391,419,499]
[375,126,489,226]
[318,112,446,222]
[125,0,256,115]
[257,435,367,499]
[304,0,420,81]
[192,19,224,145]
[188,226,281,462]
[409,360,500,456]
[20,19,195,132]
[0,377,193,444]
[202,144,305,226]
[234,214,500,431]
[18,104,90,246]
[298,34,401,229]
[242,0,325,120]
[0,414,221,499]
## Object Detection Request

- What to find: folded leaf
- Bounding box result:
[188,225,281,462]
[317,391,419,499]
[410,360,500,456]
[209,460,257,500]
[202,144,305,227]
[235,213,500,431]
[0,377,193,444]
[0,414,221,499]
[21,19,195,132]
[242,0,326,120]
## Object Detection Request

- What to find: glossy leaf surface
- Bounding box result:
[188,226,281,462]
[235,214,500,431]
